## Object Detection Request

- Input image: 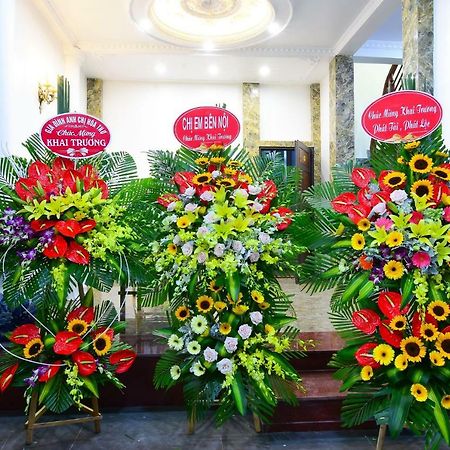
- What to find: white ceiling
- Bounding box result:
[35,0,402,84]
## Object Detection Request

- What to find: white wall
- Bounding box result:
[259,84,311,142]
[434,0,450,145]
[320,72,330,181]
[354,62,391,159]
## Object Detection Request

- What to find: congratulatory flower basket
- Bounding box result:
[142,144,313,427]
[297,126,450,447]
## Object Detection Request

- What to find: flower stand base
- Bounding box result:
[187,412,261,434]
[376,424,387,450]
[24,391,102,445]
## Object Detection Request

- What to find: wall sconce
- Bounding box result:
[38,81,57,113]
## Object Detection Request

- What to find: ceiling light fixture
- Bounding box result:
[130,0,292,51]
[259,65,271,77]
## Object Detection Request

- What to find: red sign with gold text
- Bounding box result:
[40,113,111,158]
[173,106,240,149]
[361,91,442,143]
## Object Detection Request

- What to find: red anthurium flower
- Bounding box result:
[411,312,438,337]
[67,306,95,324]
[78,219,97,234]
[351,168,376,188]
[89,179,109,199]
[55,219,81,238]
[53,331,83,355]
[38,362,62,382]
[409,211,424,224]
[9,324,41,345]
[0,364,19,392]
[157,193,180,208]
[331,192,357,213]
[351,309,381,335]
[196,184,216,198]
[65,241,90,265]
[357,188,371,208]
[432,181,447,204]
[348,204,371,224]
[109,349,137,374]
[30,219,56,232]
[379,320,403,348]
[43,235,68,259]
[377,291,407,319]
[444,207,450,223]
[72,351,97,376]
[28,161,52,181]
[52,157,75,178]
[271,207,293,231]
[62,170,83,193]
[257,180,278,203]
[370,190,391,207]
[79,164,98,182]
[15,178,38,201]
[174,172,195,193]
[355,343,381,368]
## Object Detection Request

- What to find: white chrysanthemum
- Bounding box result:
[170,365,181,380]
[168,334,183,351]
[191,315,208,334]
[187,340,201,355]
[190,361,206,376]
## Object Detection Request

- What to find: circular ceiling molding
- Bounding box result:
[130,0,292,50]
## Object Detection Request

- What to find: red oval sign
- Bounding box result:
[173,106,240,149]
[361,91,443,143]
[40,113,111,158]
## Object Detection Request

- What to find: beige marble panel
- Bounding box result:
[310,83,321,184]
[87,78,103,119]
[242,82,260,156]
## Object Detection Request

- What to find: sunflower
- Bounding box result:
[175,305,190,321]
[357,219,371,232]
[227,160,242,168]
[216,178,236,188]
[351,233,365,251]
[401,336,426,362]
[265,324,276,335]
[214,301,227,312]
[411,383,428,402]
[223,167,237,176]
[394,354,408,371]
[404,141,421,150]
[373,343,395,365]
[196,295,214,313]
[385,231,403,248]
[232,304,249,315]
[383,260,404,280]
[251,290,264,304]
[238,173,253,184]
[176,215,192,229]
[167,243,177,255]
[436,332,450,357]
[441,395,450,410]
[210,157,225,164]
[383,171,407,189]
[209,143,224,152]
[420,323,439,341]
[397,156,405,164]
[409,154,433,173]
[24,338,44,359]
[67,319,89,335]
[193,172,212,185]
[219,322,231,335]
[428,301,450,321]
[389,315,406,331]
[411,179,434,201]
[195,157,209,166]
[209,280,222,293]
[429,350,445,366]
[93,332,113,356]
[259,301,270,310]
[432,165,450,181]
[360,365,373,381]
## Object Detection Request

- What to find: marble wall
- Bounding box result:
[310,83,321,184]
[87,78,103,118]
[329,55,354,167]
[242,82,260,156]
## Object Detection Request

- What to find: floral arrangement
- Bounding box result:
[298,126,450,446]
[145,145,311,425]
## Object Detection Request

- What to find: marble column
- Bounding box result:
[87,78,103,119]
[402,0,434,93]
[310,83,321,184]
[329,55,354,167]
[242,82,260,156]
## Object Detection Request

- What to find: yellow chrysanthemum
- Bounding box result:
[394,354,408,371]
[383,260,404,280]
[432,165,450,181]
[429,350,445,366]
[404,140,421,150]
[210,157,225,164]
[216,177,236,188]
[67,319,89,335]
[192,172,212,185]
[427,300,450,321]
[176,215,192,229]
[175,305,190,321]
[223,167,237,176]
[360,365,373,381]
[93,332,112,356]
[383,171,406,189]
[167,243,177,255]
[420,322,439,341]
[357,219,371,232]
[411,179,434,201]
[251,290,264,304]
[386,231,403,248]
[389,315,407,331]
[195,157,209,166]
[232,304,249,315]
[209,280,222,293]
[373,344,395,365]
[410,383,428,402]
[409,154,433,173]
[436,332,450,358]
[219,322,231,335]
[196,295,214,313]
[351,233,365,251]
[441,395,450,409]
[401,336,426,362]
[265,324,276,335]
[259,301,270,310]
[24,338,44,359]
[214,301,227,312]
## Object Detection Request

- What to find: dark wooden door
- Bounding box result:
[295,140,314,189]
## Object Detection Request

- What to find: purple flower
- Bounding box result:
[393,247,408,260]
[39,229,54,245]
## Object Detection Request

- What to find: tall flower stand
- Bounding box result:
[24,391,102,445]
[376,424,387,450]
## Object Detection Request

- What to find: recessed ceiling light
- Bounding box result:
[138,18,152,32]
[268,22,282,35]
[208,64,219,75]
[203,41,215,51]
[155,62,167,74]
[259,65,270,77]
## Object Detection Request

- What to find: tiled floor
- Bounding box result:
[0,409,442,450]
